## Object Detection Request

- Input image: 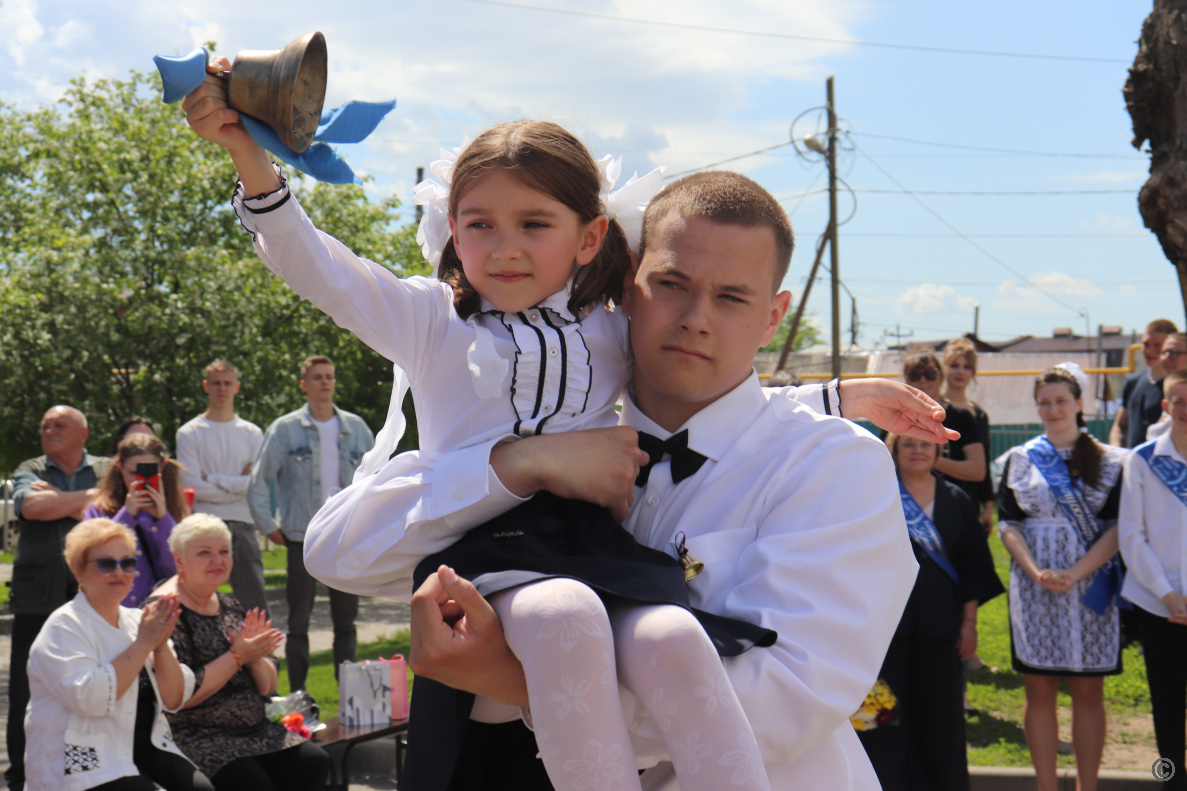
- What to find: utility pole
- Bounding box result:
[415,166,425,223]
[883,323,914,350]
[827,77,841,378]
[973,304,980,339]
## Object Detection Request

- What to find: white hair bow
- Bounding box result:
[412,141,665,276]
[1054,361,1090,395]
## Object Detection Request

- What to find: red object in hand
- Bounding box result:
[281,711,312,739]
[183,487,195,509]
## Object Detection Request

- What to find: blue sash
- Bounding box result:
[898,481,960,584]
[1023,436,1122,615]
[1135,439,1187,507]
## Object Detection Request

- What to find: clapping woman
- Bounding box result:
[153,514,329,791]
[858,434,1002,791]
[998,364,1128,791]
[24,518,211,791]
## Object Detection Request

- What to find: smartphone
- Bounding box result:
[135,461,161,492]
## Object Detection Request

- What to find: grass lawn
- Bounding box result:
[965,535,1152,768]
[274,629,414,713]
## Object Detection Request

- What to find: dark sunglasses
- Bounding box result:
[90,556,137,574]
[906,368,940,383]
[1161,349,1185,360]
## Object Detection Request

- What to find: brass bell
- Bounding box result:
[673,532,704,581]
[680,552,705,582]
[224,32,327,154]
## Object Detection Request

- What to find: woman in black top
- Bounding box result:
[902,347,986,494]
[942,338,996,531]
[857,433,1004,791]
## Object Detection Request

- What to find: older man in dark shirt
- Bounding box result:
[5,406,109,791]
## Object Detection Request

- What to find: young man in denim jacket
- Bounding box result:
[248,355,375,691]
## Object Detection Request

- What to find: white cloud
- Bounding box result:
[1064,171,1145,185]
[1119,283,1136,293]
[997,272,1101,305]
[2,0,45,68]
[1080,212,1137,233]
[52,19,91,49]
[896,283,976,315]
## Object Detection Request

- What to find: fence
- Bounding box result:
[988,418,1112,461]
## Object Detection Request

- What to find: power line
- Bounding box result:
[851,140,1085,316]
[666,141,793,178]
[845,232,1146,238]
[855,188,1135,196]
[859,132,1143,158]
[463,0,1129,63]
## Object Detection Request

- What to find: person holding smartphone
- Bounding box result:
[85,433,191,606]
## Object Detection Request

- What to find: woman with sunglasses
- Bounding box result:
[85,434,191,607]
[901,347,987,492]
[24,518,213,791]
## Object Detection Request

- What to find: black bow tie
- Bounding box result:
[636,430,708,486]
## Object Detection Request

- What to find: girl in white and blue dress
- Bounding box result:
[184,71,774,791]
[997,364,1127,791]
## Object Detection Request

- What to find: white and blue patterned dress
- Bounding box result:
[997,441,1127,675]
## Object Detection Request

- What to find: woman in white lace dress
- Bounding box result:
[997,364,1127,791]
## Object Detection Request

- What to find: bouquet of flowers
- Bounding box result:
[265,690,324,737]
[849,679,900,732]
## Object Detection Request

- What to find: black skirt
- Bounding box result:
[414,492,776,657]
[404,493,776,791]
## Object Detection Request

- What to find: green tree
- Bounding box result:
[0,69,426,471]
[761,313,823,354]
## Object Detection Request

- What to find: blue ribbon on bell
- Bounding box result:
[153,47,395,185]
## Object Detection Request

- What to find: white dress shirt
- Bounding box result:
[1120,431,1187,616]
[362,374,913,790]
[616,374,916,790]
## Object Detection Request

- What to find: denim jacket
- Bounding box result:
[247,404,375,541]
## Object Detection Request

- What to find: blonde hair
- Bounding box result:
[204,359,238,379]
[300,355,334,379]
[168,513,232,555]
[64,518,137,578]
[942,337,977,376]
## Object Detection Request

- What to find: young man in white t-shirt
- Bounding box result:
[248,355,375,691]
[176,359,266,613]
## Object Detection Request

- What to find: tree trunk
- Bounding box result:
[1124,0,1187,326]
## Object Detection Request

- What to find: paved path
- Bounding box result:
[0,575,409,789]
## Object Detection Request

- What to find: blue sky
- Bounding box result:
[2,0,1172,348]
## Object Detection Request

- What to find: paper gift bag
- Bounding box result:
[338,660,391,727]
[378,654,409,719]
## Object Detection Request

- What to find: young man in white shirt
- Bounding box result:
[248,356,375,692]
[405,171,919,790]
[1120,368,1187,788]
[175,359,266,614]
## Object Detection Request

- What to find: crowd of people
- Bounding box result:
[5,54,1187,791]
[6,353,371,790]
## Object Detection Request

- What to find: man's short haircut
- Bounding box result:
[204,359,238,379]
[301,355,334,379]
[1165,369,1187,394]
[1147,319,1178,336]
[47,405,87,429]
[639,171,795,290]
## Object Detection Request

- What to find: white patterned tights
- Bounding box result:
[492,577,771,791]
